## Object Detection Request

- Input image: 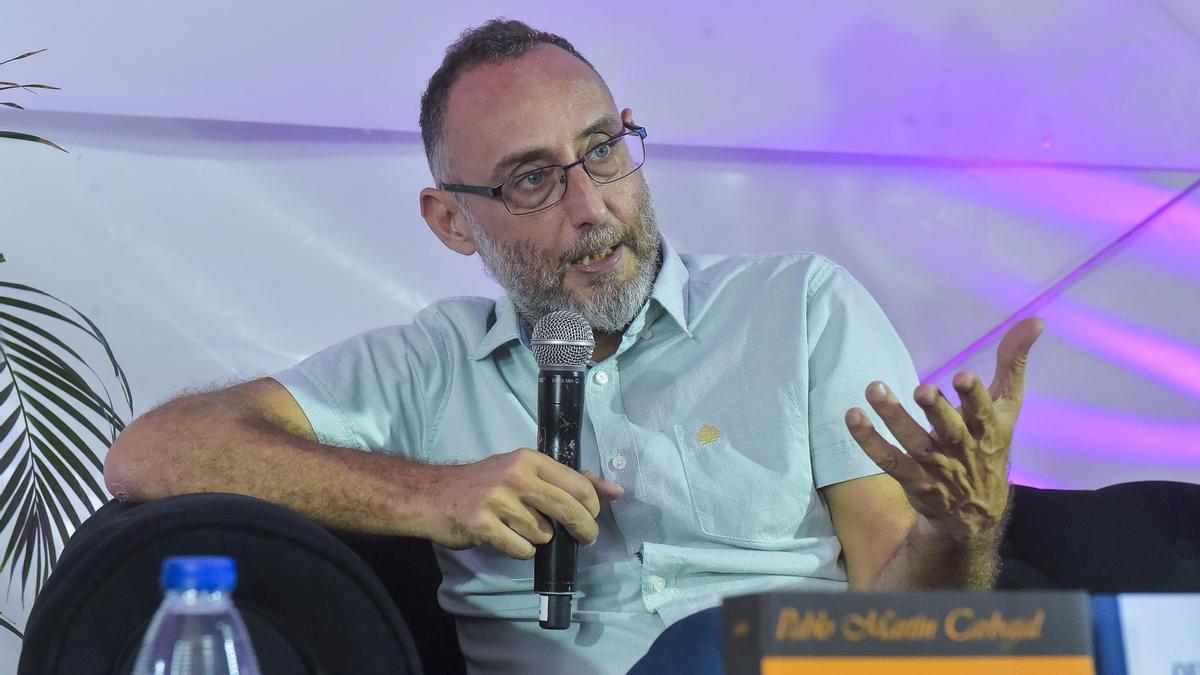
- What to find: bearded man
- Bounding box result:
[105,18,1043,675]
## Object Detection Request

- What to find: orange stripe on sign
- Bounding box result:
[761,655,1095,675]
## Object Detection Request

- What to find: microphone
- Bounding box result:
[530,310,595,630]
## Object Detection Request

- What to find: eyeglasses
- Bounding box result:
[439,123,648,215]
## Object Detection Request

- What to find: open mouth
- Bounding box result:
[572,245,618,267]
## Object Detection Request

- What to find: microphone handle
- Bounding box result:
[534,367,584,630]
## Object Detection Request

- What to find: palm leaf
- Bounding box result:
[0,271,131,603]
[0,84,61,93]
[0,131,67,153]
[0,49,66,153]
[0,612,22,639]
[0,49,47,68]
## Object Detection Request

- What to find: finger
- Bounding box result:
[952,372,993,439]
[864,381,934,458]
[483,516,538,560]
[500,508,555,547]
[914,384,971,456]
[534,456,602,518]
[845,408,928,488]
[522,482,600,545]
[582,470,625,501]
[989,316,1045,404]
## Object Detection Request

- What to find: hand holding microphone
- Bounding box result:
[409,310,620,630]
[530,310,595,630]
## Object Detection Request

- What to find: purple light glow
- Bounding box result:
[959,168,1200,277]
[920,269,1200,401]
[923,177,1200,383]
[1049,304,1200,400]
[1017,395,1200,466]
[962,168,1192,230]
[1008,467,1069,490]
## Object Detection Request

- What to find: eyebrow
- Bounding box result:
[487,114,622,184]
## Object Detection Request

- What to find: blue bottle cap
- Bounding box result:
[160,556,238,592]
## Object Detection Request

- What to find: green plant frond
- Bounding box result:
[0,49,47,67]
[0,131,67,153]
[5,330,100,400]
[0,295,98,342]
[0,451,32,532]
[0,84,60,95]
[1,311,128,428]
[34,494,57,599]
[0,276,131,604]
[19,496,40,594]
[11,350,125,444]
[33,466,75,543]
[0,612,23,639]
[1,102,24,110]
[0,283,133,411]
[0,404,22,458]
[28,423,107,507]
[0,311,91,366]
[4,488,36,595]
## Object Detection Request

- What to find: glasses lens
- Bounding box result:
[503,166,567,214]
[584,131,645,184]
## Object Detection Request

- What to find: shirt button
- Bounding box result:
[592,370,610,385]
[610,454,627,470]
[650,576,667,592]
[641,328,654,341]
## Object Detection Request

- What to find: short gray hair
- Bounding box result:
[418,19,599,183]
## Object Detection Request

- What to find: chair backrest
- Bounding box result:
[19,493,426,674]
[999,481,1200,592]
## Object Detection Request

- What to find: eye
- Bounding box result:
[588,141,614,161]
[514,169,547,190]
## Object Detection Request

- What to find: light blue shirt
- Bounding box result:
[273,239,920,674]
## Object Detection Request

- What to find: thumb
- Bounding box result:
[582,470,625,501]
[989,317,1045,404]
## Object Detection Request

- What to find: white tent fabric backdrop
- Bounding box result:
[2,1,1198,669]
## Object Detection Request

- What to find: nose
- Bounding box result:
[558,163,609,229]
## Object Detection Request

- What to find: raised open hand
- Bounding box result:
[844,317,1045,541]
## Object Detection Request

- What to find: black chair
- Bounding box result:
[17,493,448,675]
[998,481,1200,592]
[21,481,1200,673]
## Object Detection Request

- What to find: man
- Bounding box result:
[104,19,1043,674]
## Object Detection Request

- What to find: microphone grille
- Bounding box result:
[531,310,594,368]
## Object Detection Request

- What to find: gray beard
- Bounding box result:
[462,189,661,334]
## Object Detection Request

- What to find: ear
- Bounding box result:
[620,107,637,126]
[420,188,477,256]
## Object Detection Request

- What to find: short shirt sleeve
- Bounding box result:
[270,317,452,461]
[805,262,922,488]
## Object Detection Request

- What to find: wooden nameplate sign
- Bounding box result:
[723,590,1094,675]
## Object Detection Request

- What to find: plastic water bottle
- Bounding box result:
[131,556,261,675]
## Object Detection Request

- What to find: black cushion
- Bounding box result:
[999,481,1200,592]
[19,493,425,675]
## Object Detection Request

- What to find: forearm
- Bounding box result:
[104,391,437,536]
[869,515,1001,590]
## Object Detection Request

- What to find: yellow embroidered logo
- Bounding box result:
[695,424,721,445]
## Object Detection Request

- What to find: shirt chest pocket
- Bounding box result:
[672,420,812,545]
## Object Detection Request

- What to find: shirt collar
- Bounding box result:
[470,235,692,361]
